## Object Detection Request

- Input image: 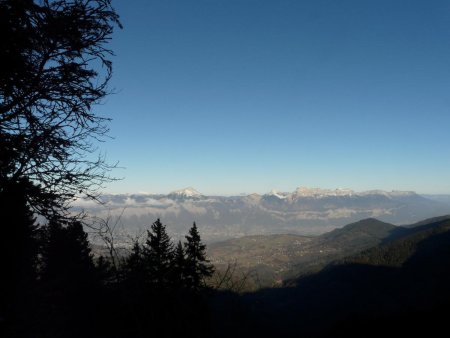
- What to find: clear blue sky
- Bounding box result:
[96,0,450,195]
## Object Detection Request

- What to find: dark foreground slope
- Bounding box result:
[210,218,450,338]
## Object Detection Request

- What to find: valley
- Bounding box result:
[208,218,413,288]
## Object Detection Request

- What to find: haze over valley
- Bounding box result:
[75,186,450,242]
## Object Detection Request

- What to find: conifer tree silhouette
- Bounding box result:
[122,241,146,286]
[0,178,39,327]
[184,222,215,290]
[143,218,174,288]
[172,240,187,288]
[39,219,98,337]
[41,219,95,284]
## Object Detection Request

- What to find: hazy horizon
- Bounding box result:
[99,185,450,196]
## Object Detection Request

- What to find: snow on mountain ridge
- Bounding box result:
[293,187,355,197]
[70,187,450,244]
[82,187,418,206]
[268,189,288,199]
[260,187,418,200]
[168,187,202,197]
[358,190,416,198]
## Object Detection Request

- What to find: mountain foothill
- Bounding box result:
[209,215,450,338]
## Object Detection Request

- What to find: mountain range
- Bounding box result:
[74,187,450,242]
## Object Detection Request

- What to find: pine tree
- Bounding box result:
[39,219,98,337]
[0,178,39,322]
[122,241,145,285]
[143,218,174,288]
[41,219,95,283]
[171,241,187,288]
[184,222,215,290]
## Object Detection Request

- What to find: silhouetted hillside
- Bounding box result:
[210,218,450,338]
[404,214,450,228]
[338,218,450,267]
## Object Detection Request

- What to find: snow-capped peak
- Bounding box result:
[169,187,202,198]
[293,187,354,197]
[359,190,416,198]
[267,189,288,199]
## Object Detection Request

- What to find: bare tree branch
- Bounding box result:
[0,0,122,220]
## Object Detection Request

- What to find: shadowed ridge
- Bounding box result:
[320,218,396,241]
[215,218,450,338]
[404,214,450,228]
[317,218,402,250]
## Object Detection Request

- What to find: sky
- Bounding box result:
[95,0,450,195]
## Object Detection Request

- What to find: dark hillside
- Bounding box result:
[404,214,450,228]
[211,219,450,338]
[316,218,398,248]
